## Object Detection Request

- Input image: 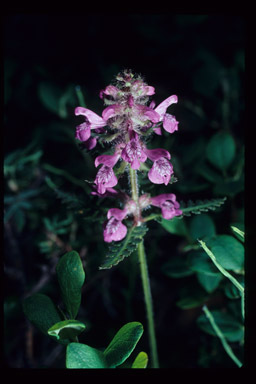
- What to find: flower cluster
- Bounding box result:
[75,70,182,242]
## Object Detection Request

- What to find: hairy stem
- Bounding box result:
[129,166,159,368]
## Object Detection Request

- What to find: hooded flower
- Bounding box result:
[75,106,107,146]
[121,136,147,170]
[94,165,118,195]
[150,193,182,220]
[103,208,128,243]
[150,95,179,135]
[143,147,173,185]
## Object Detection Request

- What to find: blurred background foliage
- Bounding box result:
[4,13,244,368]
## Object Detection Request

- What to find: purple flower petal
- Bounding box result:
[154,95,178,120]
[148,158,173,185]
[150,193,182,219]
[163,113,179,133]
[150,193,176,207]
[144,148,171,161]
[75,107,106,127]
[121,138,147,169]
[94,165,118,194]
[102,104,121,121]
[107,207,128,221]
[95,153,120,168]
[84,137,97,150]
[75,122,91,142]
[103,217,127,243]
[99,85,119,99]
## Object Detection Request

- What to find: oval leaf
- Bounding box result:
[56,251,85,319]
[206,235,244,271]
[188,214,216,240]
[23,293,62,336]
[206,131,236,170]
[66,343,107,368]
[48,320,86,342]
[131,352,148,368]
[160,217,188,237]
[103,322,144,368]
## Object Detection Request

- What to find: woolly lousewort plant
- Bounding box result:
[75,70,182,367]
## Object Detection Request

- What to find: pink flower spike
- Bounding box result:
[75,122,91,142]
[144,147,171,161]
[148,157,173,185]
[163,114,179,133]
[95,153,120,168]
[154,95,178,120]
[75,107,106,128]
[103,217,127,243]
[150,193,182,220]
[94,165,118,195]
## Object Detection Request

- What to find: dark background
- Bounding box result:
[4,13,245,368]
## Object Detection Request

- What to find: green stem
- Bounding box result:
[129,166,159,368]
[202,305,242,368]
[138,240,159,368]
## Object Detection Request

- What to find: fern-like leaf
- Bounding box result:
[99,225,148,270]
[179,197,227,217]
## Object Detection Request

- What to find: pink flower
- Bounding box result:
[94,165,118,195]
[148,157,173,185]
[143,147,173,185]
[151,95,179,134]
[130,80,155,97]
[95,152,121,168]
[103,208,128,243]
[102,104,122,121]
[75,106,107,145]
[150,193,182,220]
[121,136,147,170]
[99,85,119,99]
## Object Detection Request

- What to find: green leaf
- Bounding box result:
[197,310,244,342]
[103,322,144,368]
[131,352,148,368]
[66,343,107,368]
[206,235,244,271]
[176,290,207,310]
[196,272,223,293]
[160,216,188,237]
[180,197,227,217]
[188,214,216,240]
[162,257,194,278]
[48,320,86,342]
[206,131,236,170]
[99,225,148,270]
[56,251,85,319]
[23,293,62,336]
[188,251,220,276]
